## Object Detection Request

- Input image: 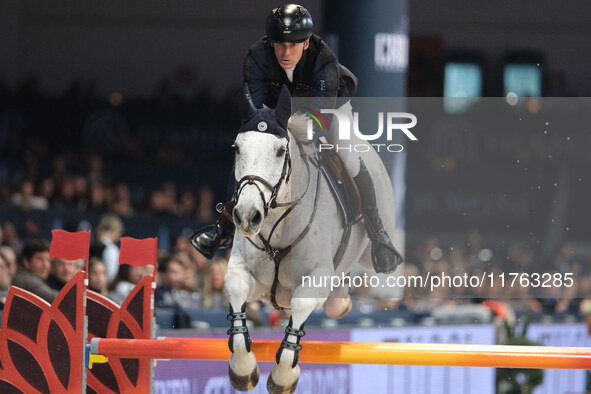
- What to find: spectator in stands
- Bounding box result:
[195,185,215,223]
[155,255,200,309]
[173,234,209,271]
[109,264,147,304]
[177,190,196,218]
[0,253,11,307]
[0,246,18,280]
[11,179,48,211]
[181,251,200,292]
[72,175,88,209]
[1,222,19,251]
[111,182,133,217]
[45,257,78,291]
[54,176,78,208]
[12,239,58,303]
[162,182,178,215]
[148,188,168,215]
[90,213,124,284]
[87,182,110,212]
[37,177,56,205]
[87,257,108,295]
[198,258,227,309]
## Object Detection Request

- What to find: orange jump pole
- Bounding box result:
[90,337,591,369]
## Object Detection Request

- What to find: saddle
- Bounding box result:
[317,150,363,267]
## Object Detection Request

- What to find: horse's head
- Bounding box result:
[232,85,292,237]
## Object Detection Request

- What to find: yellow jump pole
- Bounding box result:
[90,337,591,369]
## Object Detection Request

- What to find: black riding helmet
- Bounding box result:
[265,4,313,43]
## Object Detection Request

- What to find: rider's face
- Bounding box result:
[272,39,309,70]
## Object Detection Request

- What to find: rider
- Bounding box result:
[191,4,403,274]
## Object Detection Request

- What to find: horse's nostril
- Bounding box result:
[251,210,262,226]
[233,209,241,226]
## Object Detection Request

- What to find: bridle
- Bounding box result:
[232,138,292,217]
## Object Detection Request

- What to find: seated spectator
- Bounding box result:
[72,175,88,209]
[12,239,58,303]
[173,234,209,271]
[90,213,124,284]
[37,177,56,204]
[45,257,78,291]
[87,182,110,212]
[155,255,200,309]
[1,222,19,251]
[0,253,12,308]
[11,179,48,211]
[54,176,78,208]
[173,250,199,292]
[198,258,227,309]
[87,257,108,295]
[177,190,196,218]
[195,185,215,223]
[109,264,147,304]
[111,182,133,217]
[0,246,18,280]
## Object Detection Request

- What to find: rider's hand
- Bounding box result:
[288,112,310,141]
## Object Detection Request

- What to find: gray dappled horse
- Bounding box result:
[225,86,397,393]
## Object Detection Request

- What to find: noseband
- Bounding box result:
[233,140,292,216]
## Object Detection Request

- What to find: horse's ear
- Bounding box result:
[239,83,258,124]
[275,85,291,130]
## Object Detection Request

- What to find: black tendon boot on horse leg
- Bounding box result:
[227,303,260,391]
[191,201,236,259]
[267,317,305,394]
[354,160,404,273]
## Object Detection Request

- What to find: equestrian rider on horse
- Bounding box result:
[192,4,403,274]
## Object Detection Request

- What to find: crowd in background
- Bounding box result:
[1,210,590,327]
[0,213,229,314]
[0,151,218,221]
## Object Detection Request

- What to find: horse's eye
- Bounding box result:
[232,144,240,155]
[276,147,286,157]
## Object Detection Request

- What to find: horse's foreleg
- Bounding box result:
[225,259,260,391]
[267,290,328,394]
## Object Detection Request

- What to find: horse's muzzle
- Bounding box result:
[233,205,263,236]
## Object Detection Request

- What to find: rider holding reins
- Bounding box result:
[192,4,403,274]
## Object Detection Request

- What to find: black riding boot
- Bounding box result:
[190,202,236,259]
[354,160,404,274]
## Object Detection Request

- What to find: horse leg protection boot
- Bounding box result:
[354,160,404,273]
[190,201,236,259]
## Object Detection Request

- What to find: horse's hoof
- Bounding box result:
[267,373,299,394]
[229,364,260,391]
[335,296,353,319]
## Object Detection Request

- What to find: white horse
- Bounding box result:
[225,86,397,393]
